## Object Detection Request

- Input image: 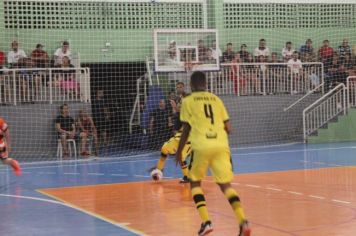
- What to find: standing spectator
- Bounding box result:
[76,110,99,157]
[288,51,303,93]
[31,44,49,68]
[56,56,78,97]
[197,39,208,62]
[238,44,250,62]
[0,49,7,102]
[300,39,315,61]
[210,40,222,61]
[318,40,334,68]
[282,41,294,62]
[229,53,246,95]
[92,89,110,147]
[7,40,27,68]
[0,49,5,70]
[338,38,352,60]
[55,104,76,158]
[253,38,270,61]
[222,43,235,62]
[168,40,177,61]
[0,118,22,176]
[149,99,172,149]
[54,41,71,66]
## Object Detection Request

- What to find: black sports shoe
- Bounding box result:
[238,220,251,236]
[179,175,190,183]
[198,221,213,236]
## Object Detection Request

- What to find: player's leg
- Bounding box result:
[189,150,212,235]
[0,144,21,176]
[179,142,191,183]
[211,148,250,236]
[80,131,89,156]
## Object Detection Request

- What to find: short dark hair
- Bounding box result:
[190,71,206,88]
[62,41,69,46]
[176,82,185,86]
[60,103,68,111]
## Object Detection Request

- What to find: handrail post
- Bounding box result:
[12,70,16,106]
[49,69,53,104]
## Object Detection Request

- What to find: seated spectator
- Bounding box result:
[254,38,270,61]
[341,52,354,70]
[300,39,316,61]
[54,41,71,66]
[229,53,246,95]
[210,40,222,61]
[149,99,172,149]
[76,110,99,157]
[222,43,235,62]
[92,89,111,147]
[18,57,36,102]
[318,40,334,68]
[7,41,27,68]
[288,51,303,93]
[238,44,250,62]
[338,38,352,60]
[204,48,217,64]
[55,104,76,159]
[282,41,294,62]
[31,44,49,68]
[56,56,78,96]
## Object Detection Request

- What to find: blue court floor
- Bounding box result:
[0,141,356,236]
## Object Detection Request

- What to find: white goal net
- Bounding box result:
[0,0,355,162]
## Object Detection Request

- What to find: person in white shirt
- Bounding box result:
[253,39,270,61]
[54,41,71,66]
[282,41,294,62]
[210,40,222,61]
[7,41,27,68]
[288,51,303,93]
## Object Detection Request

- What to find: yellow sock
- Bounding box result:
[191,187,210,223]
[224,187,246,224]
[181,160,189,177]
[157,154,167,170]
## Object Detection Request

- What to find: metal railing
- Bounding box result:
[0,67,90,105]
[208,62,324,96]
[347,76,356,109]
[129,75,148,134]
[303,83,346,142]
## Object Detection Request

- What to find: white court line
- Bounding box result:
[309,195,325,200]
[133,175,151,178]
[266,187,282,192]
[332,199,351,204]
[110,174,128,176]
[0,193,147,235]
[87,173,105,176]
[288,191,303,196]
[63,173,80,175]
[245,184,261,188]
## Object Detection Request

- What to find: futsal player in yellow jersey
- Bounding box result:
[176,71,251,236]
[150,82,191,183]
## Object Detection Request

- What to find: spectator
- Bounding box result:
[0,49,5,70]
[253,38,270,61]
[55,104,76,159]
[7,40,27,68]
[210,40,222,61]
[54,41,71,66]
[31,44,49,68]
[222,43,234,62]
[204,48,216,64]
[229,53,246,95]
[92,89,110,147]
[197,39,208,61]
[56,56,78,96]
[300,39,315,61]
[76,110,99,157]
[238,44,250,62]
[0,49,10,103]
[282,41,294,62]
[18,57,35,102]
[168,40,177,61]
[288,51,303,93]
[318,40,334,68]
[269,52,284,94]
[338,38,352,60]
[341,53,354,70]
[149,99,172,148]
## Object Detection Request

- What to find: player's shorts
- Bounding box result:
[0,141,8,159]
[188,147,233,184]
[162,132,191,161]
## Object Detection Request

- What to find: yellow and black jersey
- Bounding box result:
[180,91,229,151]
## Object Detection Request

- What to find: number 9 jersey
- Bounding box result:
[180,91,230,151]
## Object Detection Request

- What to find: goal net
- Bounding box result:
[0,0,356,162]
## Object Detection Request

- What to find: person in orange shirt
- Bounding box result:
[0,118,21,176]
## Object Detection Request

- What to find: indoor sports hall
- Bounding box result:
[1,0,356,236]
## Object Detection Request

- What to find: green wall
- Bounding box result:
[1,1,356,63]
[308,109,356,143]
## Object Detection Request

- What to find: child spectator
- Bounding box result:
[54,41,71,66]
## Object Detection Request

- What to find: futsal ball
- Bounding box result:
[150,168,163,181]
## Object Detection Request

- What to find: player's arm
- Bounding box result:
[175,122,191,166]
[224,120,232,135]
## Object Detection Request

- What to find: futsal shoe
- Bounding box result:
[238,220,251,236]
[198,221,213,236]
[11,160,21,176]
[179,175,190,184]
